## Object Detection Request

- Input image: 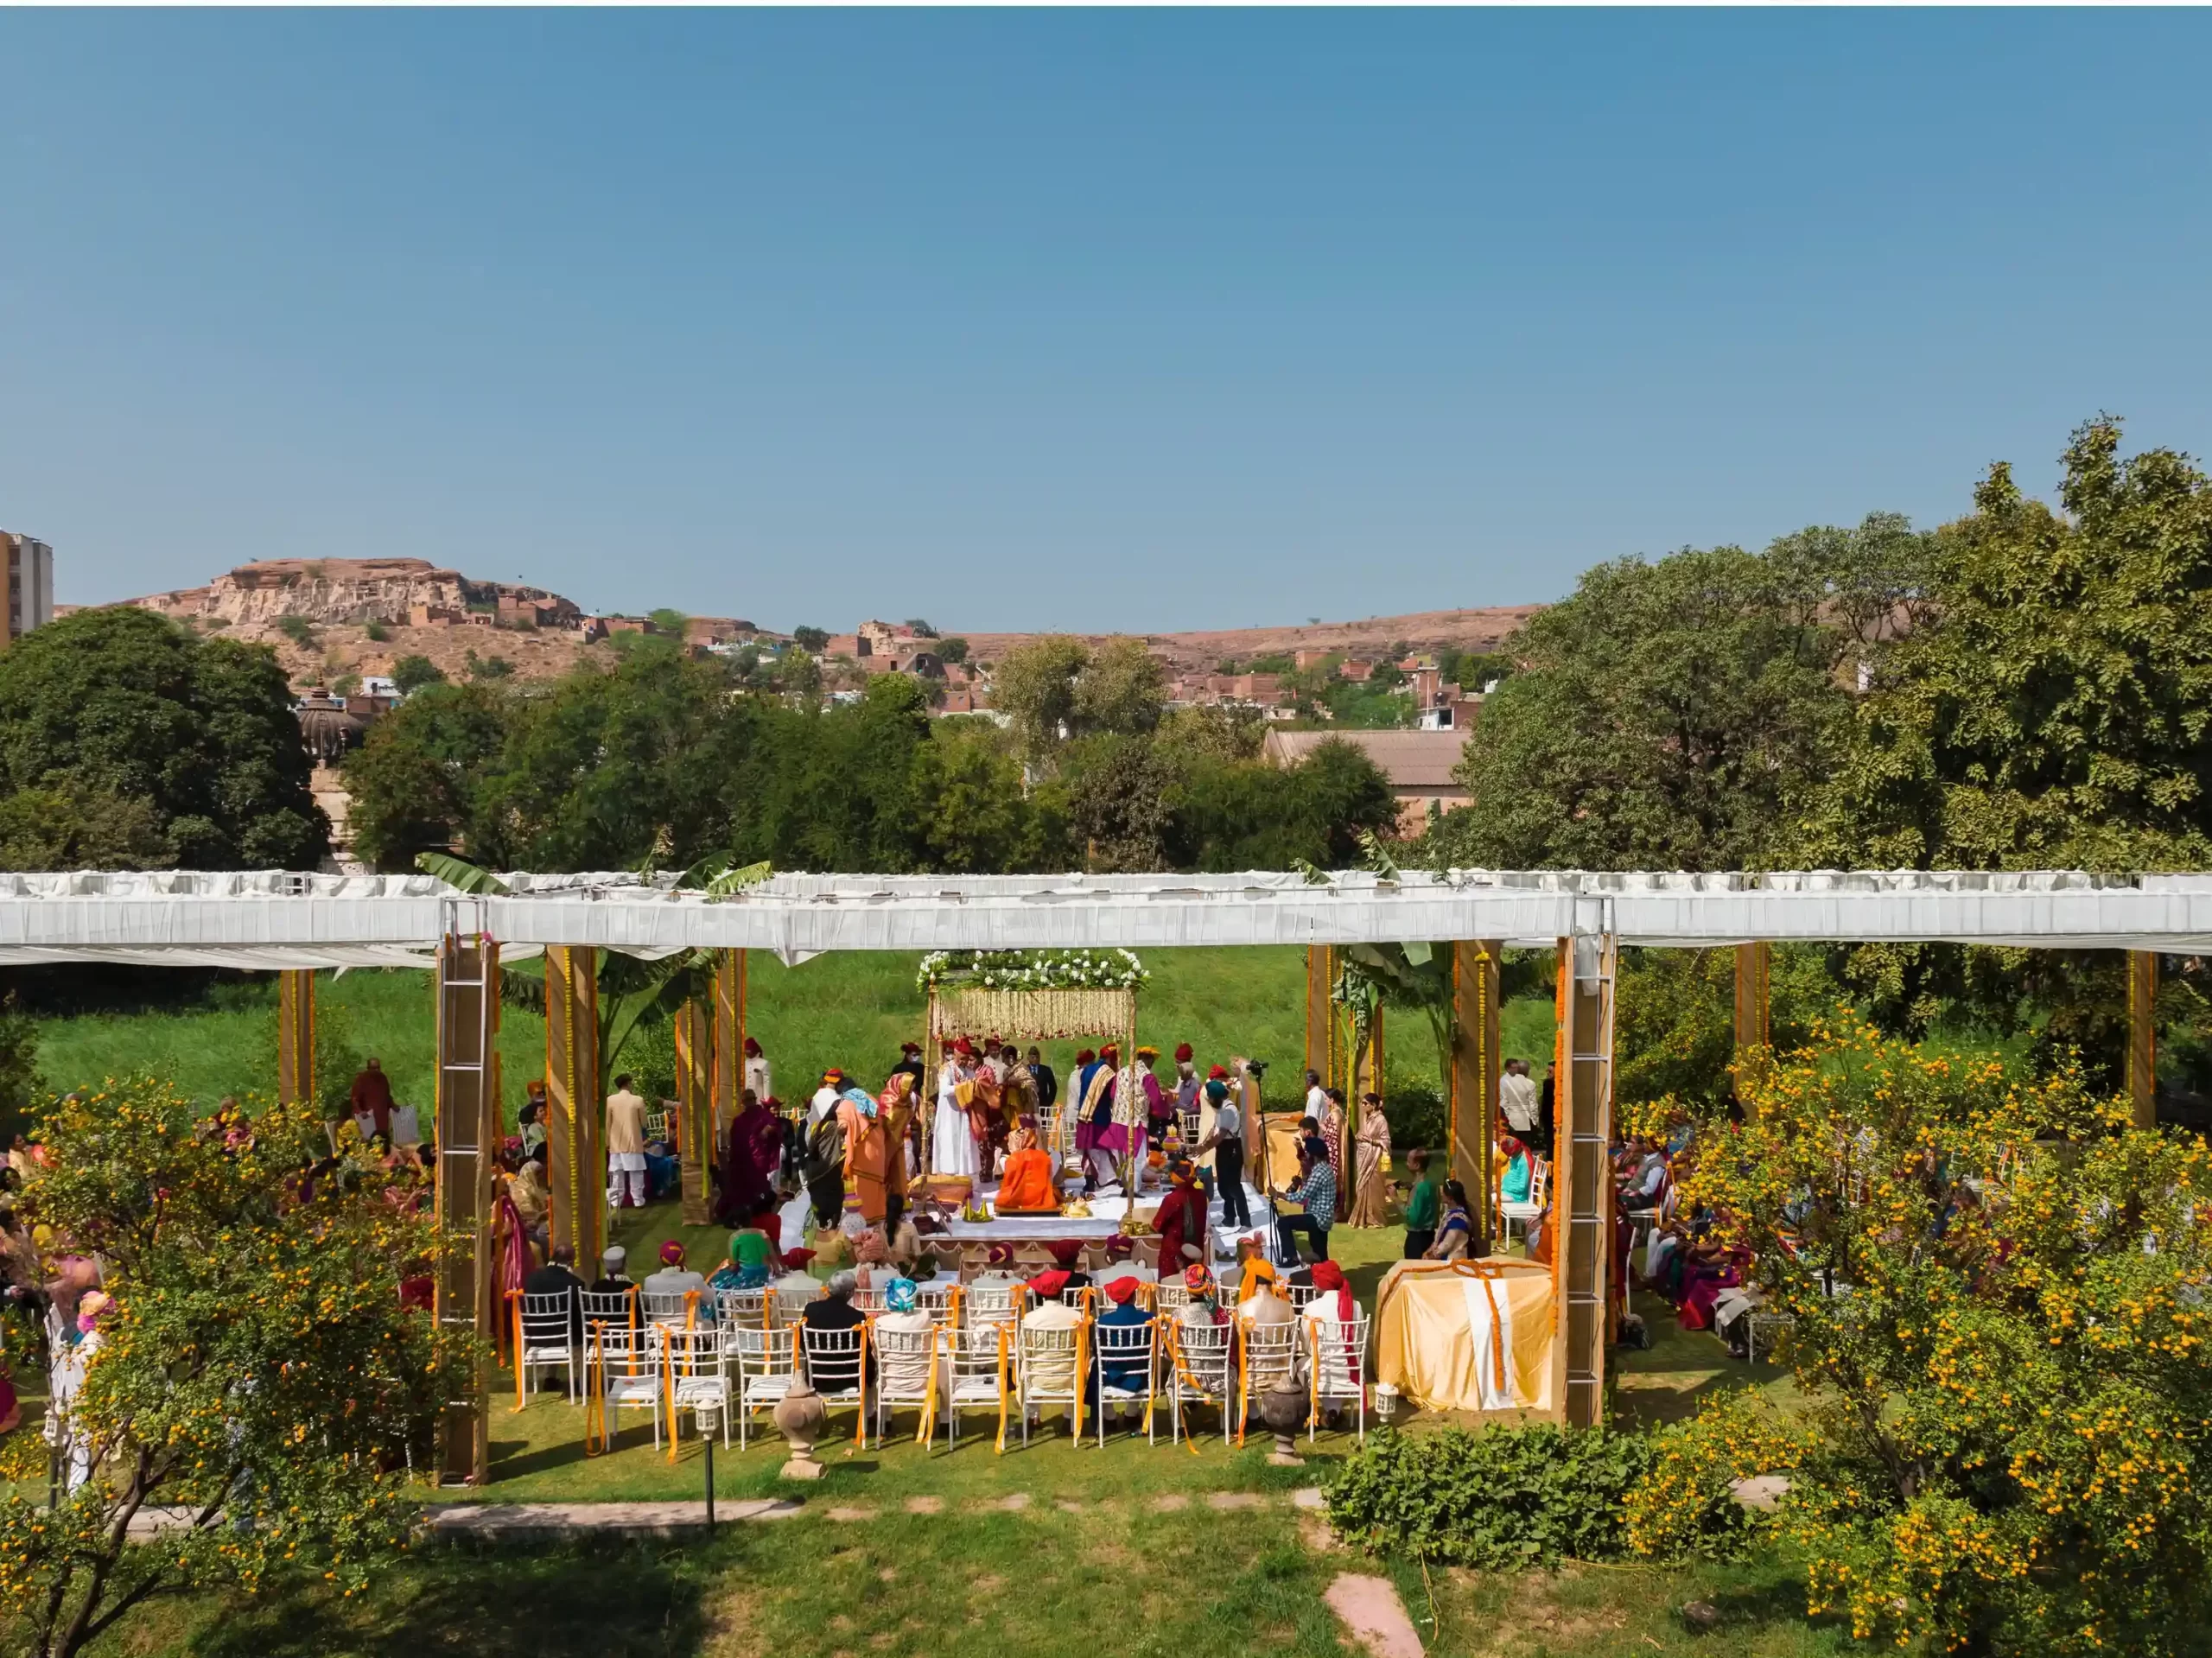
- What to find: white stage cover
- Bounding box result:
[2,867,2211,968]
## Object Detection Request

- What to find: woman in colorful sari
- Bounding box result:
[841,1077,908,1227]
[1423,1179,1474,1262]
[1497,1136,1534,1209]
[1347,1094,1394,1227]
[716,1089,784,1227]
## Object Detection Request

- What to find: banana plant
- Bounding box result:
[414,848,772,1095]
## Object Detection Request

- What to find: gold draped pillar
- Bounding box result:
[676,1001,714,1224]
[1449,941,1502,1243]
[1733,942,1771,1056]
[543,944,601,1269]
[2127,950,2158,1130]
[1304,945,1332,1089]
[434,931,500,1484]
[276,969,316,1107]
[713,950,746,1145]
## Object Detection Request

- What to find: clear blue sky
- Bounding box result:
[4,10,2209,633]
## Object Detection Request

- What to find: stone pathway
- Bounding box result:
[1324,1574,1425,1658]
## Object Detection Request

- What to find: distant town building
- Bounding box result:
[2,532,54,646]
[1262,728,1473,836]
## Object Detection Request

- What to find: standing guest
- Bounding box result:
[1027,1046,1058,1119]
[716,1088,784,1228]
[998,1044,1036,1124]
[1080,1045,1122,1191]
[1537,1063,1557,1156]
[801,1270,870,1391]
[839,1076,906,1225]
[811,1068,846,1126]
[933,1043,982,1181]
[802,1082,849,1226]
[509,1148,551,1254]
[1321,1089,1349,1193]
[1275,1134,1338,1265]
[890,1040,926,1102]
[1173,1043,1199,1126]
[605,1075,649,1210]
[1068,1047,1103,1185]
[1303,1070,1327,1146]
[1348,1093,1394,1227]
[1499,1058,1541,1150]
[1425,1180,1475,1261]
[523,1242,587,1344]
[1401,1149,1440,1259]
[589,1245,634,1295]
[349,1058,397,1142]
[1135,1047,1173,1146]
[743,1036,772,1108]
[1152,1159,1209,1271]
[1191,1068,1250,1231]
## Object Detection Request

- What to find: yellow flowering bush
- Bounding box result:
[1662,1022,2212,1655]
[0,1077,478,1658]
[1623,1389,1806,1561]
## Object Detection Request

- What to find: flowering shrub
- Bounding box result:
[916,948,1147,993]
[0,1078,476,1658]
[1660,1022,2212,1655]
[1325,1424,1652,1568]
[1623,1389,1805,1561]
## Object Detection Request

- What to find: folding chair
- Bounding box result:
[595,1310,664,1448]
[1626,1179,1675,1269]
[513,1289,582,1402]
[642,1289,696,1328]
[715,1286,772,1330]
[1090,1318,1159,1446]
[1498,1159,1549,1249]
[800,1324,871,1443]
[914,1282,963,1325]
[964,1280,1022,1330]
[1015,1317,1087,1446]
[1237,1318,1306,1445]
[728,1323,798,1450]
[942,1323,1012,1450]
[665,1323,731,1446]
[1166,1318,1235,1446]
[1307,1310,1370,1444]
[871,1321,942,1446]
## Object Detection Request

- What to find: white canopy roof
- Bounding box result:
[2,867,2210,969]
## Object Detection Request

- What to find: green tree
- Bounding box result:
[791,626,830,653]
[911,720,1065,873]
[390,654,446,695]
[0,785,168,871]
[1425,545,1854,871]
[340,682,512,869]
[0,608,327,869]
[935,636,970,664]
[1062,735,1179,872]
[648,607,688,636]
[1073,636,1166,738]
[1641,1028,2212,1655]
[0,994,41,1145]
[0,1083,468,1658]
[274,614,315,648]
[463,649,513,682]
[994,635,1090,754]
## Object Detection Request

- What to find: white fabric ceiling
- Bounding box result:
[0,867,2209,969]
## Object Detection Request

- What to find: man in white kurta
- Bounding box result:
[933,1048,980,1179]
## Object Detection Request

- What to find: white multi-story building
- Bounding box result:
[1,532,53,645]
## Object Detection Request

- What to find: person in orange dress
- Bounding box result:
[839,1076,911,1226]
[995,1121,1059,1213]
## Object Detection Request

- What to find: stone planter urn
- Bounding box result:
[774,1378,827,1480]
[1259,1375,1307,1466]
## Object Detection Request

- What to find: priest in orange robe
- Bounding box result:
[995,1121,1059,1214]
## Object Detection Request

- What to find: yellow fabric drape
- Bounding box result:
[1373,1258,1555,1415]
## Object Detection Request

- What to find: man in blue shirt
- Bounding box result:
[1275,1129,1338,1265]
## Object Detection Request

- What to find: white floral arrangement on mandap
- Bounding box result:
[918,948,1147,993]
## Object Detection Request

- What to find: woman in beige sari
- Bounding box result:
[1348,1092,1394,1228]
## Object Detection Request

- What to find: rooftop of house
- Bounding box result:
[1261,727,1470,791]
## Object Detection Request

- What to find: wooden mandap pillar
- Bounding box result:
[1732,942,1770,1053]
[1552,931,1618,1430]
[1303,945,1333,1089]
[712,950,747,1146]
[2127,950,2158,1130]
[543,944,601,1270]
[276,969,316,1106]
[1449,941,1503,1243]
[434,929,501,1485]
[675,1000,715,1224]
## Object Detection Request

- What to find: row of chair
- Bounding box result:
[512,1284,1370,1452]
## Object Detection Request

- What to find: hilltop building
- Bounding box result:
[2,532,54,646]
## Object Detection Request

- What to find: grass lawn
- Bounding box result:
[35,948,1560,1130]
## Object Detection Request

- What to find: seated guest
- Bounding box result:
[509,1149,551,1255]
[1235,1249,1280,1316]
[641,1239,709,1316]
[873,1276,938,1401]
[1618,1136,1668,1210]
[772,1246,821,1320]
[1177,1262,1228,1330]
[589,1245,634,1295]
[1089,1274,1154,1418]
[711,1229,774,1295]
[1019,1269,1085,1429]
[1044,1237,1091,1293]
[995,1122,1059,1213]
[1240,1263,1297,1331]
[1275,1140,1338,1266]
[1304,1260,1361,1422]
[1425,1180,1475,1261]
[1498,1137,1534,1208]
[522,1242,587,1346]
[1151,1159,1209,1271]
[883,1197,925,1275]
[801,1270,871,1392]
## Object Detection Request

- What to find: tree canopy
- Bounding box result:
[0,607,325,869]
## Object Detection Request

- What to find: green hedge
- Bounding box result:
[1325,1424,1653,1569]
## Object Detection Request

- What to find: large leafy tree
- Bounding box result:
[1425,544,1859,871]
[0,1083,468,1658]
[341,680,512,870]
[0,607,326,869]
[1634,1028,2212,1655]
